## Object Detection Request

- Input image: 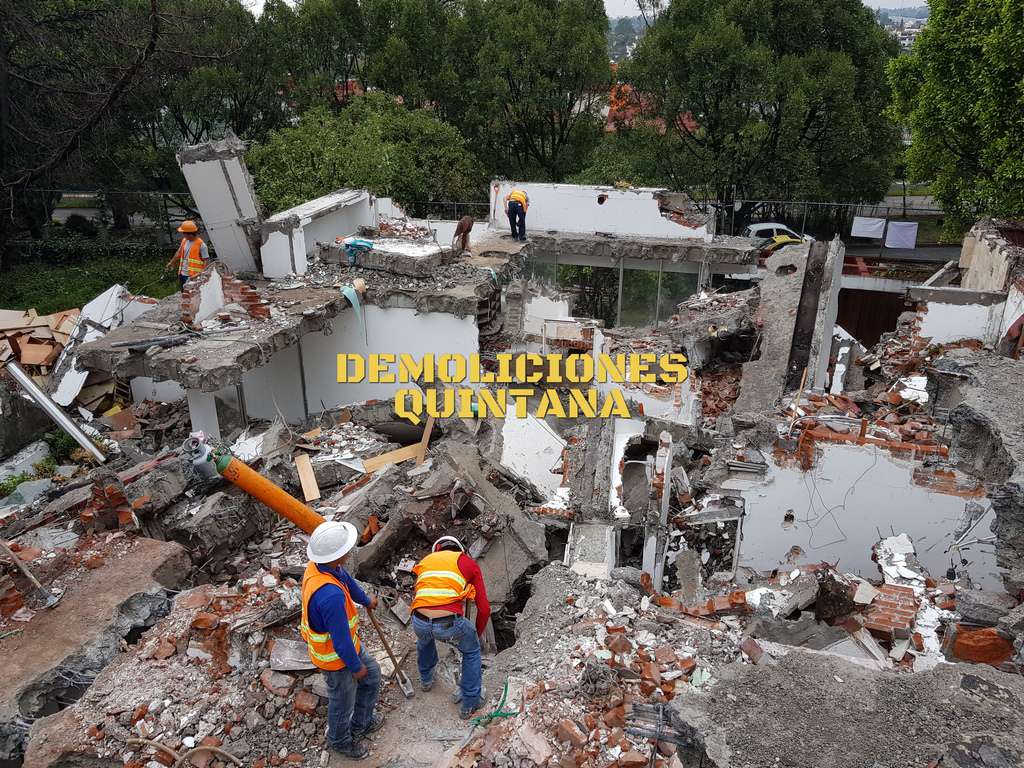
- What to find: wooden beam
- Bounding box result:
[415,415,435,466]
[294,453,321,502]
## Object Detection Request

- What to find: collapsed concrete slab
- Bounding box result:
[0,537,188,765]
[930,348,1024,592]
[670,651,1024,768]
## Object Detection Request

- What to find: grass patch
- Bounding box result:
[887,181,933,197]
[0,253,179,314]
[0,473,32,498]
[55,195,102,209]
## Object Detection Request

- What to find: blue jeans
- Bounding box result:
[507,201,526,240]
[412,614,482,708]
[179,274,190,288]
[324,647,381,748]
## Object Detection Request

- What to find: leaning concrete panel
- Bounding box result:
[177,134,261,274]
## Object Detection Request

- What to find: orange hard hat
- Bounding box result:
[177,220,199,234]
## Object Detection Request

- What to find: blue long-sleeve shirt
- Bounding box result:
[307,564,371,673]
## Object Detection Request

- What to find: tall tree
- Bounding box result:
[889,0,1024,232]
[247,95,486,213]
[476,0,610,181]
[0,0,163,266]
[628,0,900,211]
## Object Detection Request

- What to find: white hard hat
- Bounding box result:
[307,521,359,563]
[432,535,465,553]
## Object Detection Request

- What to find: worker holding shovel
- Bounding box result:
[301,521,385,760]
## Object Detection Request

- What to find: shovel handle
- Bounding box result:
[0,539,46,592]
[366,605,402,671]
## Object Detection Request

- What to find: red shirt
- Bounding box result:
[428,553,491,636]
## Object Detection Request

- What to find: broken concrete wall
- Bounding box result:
[905,287,1008,346]
[489,181,714,239]
[807,238,845,392]
[261,190,373,278]
[930,348,1024,593]
[959,219,1024,292]
[0,385,52,457]
[177,134,262,273]
[0,538,188,766]
[733,243,812,412]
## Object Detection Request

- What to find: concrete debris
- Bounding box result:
[4,178,1024,768]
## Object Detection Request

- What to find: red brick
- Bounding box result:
[606,634,633,655]
[293,689,319,715]
[83,554,105,570]
[557,719,588,748]
[952,627,1014,665]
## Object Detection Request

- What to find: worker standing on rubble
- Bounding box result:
[165,220,211,288]
[301,521,384,760]
[410,536,491,719]
[503,187,529,241]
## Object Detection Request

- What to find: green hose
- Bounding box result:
[470,679,521,727]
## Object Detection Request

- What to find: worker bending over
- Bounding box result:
[301,521,385,760]
[504,188,529,242]
[410,536,491,719]
[165,220,211,288]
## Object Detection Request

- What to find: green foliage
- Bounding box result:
[44,431,80,464]
[628,0,900,205]
[247,96,486,213]
[888,0,1024,234]
[609,17,642,61]
[0,245,178,315]
[0,474,32,499]
[476,0,610,180]
[571,129,669,187]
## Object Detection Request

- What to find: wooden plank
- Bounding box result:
[294,453,321,502]
[415,415,435,466]
[301,427,322,440]
[18,342,56,366]
[360,443,421,474]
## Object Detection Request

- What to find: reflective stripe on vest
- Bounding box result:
[410,550,476,611]
[299,562,361,670]
[177,237,206,277]
[508,190,527,207]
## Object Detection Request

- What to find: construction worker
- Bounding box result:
[165,220,211,288]
[410,536,490,719]
[301,521,384,760]
[504,188,529,242]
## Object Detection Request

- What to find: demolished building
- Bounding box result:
[1,136,1023,768]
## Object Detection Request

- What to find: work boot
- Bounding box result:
[421,678,434,692]
[331,740,369,760]
[460,699,485,720]
[451,685,485,704]
[351,712,386,739]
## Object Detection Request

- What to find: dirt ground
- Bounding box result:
[330,643,473,768]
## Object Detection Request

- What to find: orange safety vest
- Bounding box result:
[176,237,207,277]
[508,190,528,208]
[299,562,361,671]
[410,550,476,611]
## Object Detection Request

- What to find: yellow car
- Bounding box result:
[755,234,804,265]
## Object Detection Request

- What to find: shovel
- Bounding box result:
[0,540,63,609]
[366,605,415,698]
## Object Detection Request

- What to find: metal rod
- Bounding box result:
[655,259,663,326]
[616,257,624,328]
[2,361,106,463]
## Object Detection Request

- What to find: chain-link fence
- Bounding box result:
[714,199,950,246]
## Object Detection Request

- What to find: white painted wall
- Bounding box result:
[918,300,1006,345]
[178,150,260,273]
[261,191,374,278]
[500,413,566,498]
[998,283,1024,340]
[523,295,573,337]
[489,182,710,240]
[187,390,221,439]
[240,344,306,422]
[301,305,479,411]
[194,269,225,324]
[609,417,645,516]
[130,377,186,403]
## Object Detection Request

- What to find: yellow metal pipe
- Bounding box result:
[214,452,325,534]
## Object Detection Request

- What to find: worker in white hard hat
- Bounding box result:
[409,536,491,719]
[300,521,383,760]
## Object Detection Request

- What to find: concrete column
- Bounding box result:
[186,390,221,440]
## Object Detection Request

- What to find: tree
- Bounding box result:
[888,0,1024,233]
[246,95,486,213]
[0,0,163,267]
[628,0,900,214]
[475,0,610,181]
[608,17,639,61]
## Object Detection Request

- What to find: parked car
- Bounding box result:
[743,222,814,242]
[754,234,804,265]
